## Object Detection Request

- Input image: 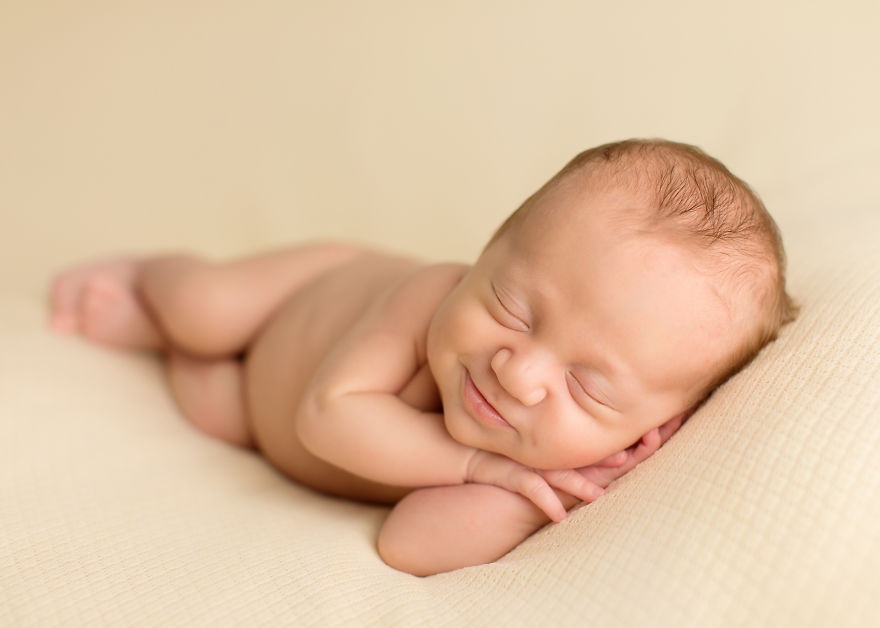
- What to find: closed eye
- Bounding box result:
[491,283,530,331]
[566,371,616,412]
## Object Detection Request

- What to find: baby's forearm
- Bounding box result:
[378,428,682,575]
[378,484,580,576]
[297,391,473,487]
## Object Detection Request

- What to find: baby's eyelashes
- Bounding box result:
[566,371,617,412]
[490,282,530,331]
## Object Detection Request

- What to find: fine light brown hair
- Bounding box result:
[490,138,798,391]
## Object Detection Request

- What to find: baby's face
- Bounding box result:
[427,182,738,469]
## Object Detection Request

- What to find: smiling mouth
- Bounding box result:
[463,371,513,430]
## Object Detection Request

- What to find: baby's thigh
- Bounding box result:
[167,354,251,447]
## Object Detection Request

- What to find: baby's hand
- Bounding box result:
[463,413,688,523]
[464,450,605,523]
[575,412,687,488]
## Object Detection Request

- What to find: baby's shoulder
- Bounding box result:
[319,259,468,370]
[382,261,469,322]
[400,261,469,298]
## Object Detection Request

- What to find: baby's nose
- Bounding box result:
[490,348,548,406]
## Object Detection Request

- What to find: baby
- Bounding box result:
[49,139,797,576]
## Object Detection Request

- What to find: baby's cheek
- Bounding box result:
[433,306,471,350]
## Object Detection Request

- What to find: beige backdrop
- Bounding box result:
[3,1,879,288]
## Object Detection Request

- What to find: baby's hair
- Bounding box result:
[491,138,798,391]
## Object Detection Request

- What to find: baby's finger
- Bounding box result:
[541,469,605,505]
[48,275,81,332]
[514,470,568,522]
[658,412,686,443]
[642,427,661,451]
[630,427,661,463]
[593,450,628,468]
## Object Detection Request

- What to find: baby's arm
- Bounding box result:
[296,322,475,485]
[378,415,685,576]
[295,266,604,520]
[380,483,552,576]
[297,324,603,520]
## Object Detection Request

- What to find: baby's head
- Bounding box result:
[491,139,797,385]
[428,139,797,469]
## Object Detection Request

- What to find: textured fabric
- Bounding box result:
[2,1,879,626]
[5,251,878,627]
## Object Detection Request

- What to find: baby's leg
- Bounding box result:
[50,243,362,446]
[167,353,251,447]
[137,243,362,357]
[50,242,362,357]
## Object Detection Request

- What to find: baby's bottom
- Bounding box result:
[49,244,361,448]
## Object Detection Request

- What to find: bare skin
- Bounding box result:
[49,184,737,576]
[50,246,631,499]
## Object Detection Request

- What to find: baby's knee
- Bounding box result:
[141,258,236,354]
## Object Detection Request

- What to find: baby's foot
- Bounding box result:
[49,258,163,349]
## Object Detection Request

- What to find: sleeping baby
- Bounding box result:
[48,139,797,575]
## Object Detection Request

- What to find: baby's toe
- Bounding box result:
[80,277,125,324]
[48,274,85,332]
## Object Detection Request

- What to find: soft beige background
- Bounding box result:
[3,1,879,287]
[2,1,879,626]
